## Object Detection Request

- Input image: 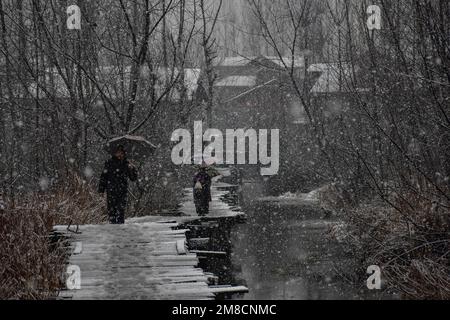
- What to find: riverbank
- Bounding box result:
[224,184,388,300]
[0,174,105,300]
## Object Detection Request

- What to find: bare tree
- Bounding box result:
[198,0,222,127]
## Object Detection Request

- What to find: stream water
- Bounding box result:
[186,183,388,300]
[231,199,363,300]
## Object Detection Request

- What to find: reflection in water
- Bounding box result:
[231,183,383,300]
[182,183,384,300]
[183,214,247,300]
[232,206,357,300]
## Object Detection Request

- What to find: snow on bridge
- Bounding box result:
[55,182,246,300]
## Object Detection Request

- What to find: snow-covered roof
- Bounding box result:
[215,76,257,87]
[308,63,353,94]
[150,67,201,100]
[216,56,257,67]
[28,69,70,98]
[215,56,304,69]
[264,56,305,68]
[28,66,201,101]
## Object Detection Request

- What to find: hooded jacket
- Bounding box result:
[98,157,137,197]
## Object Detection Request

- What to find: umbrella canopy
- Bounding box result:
[104,135,156,160]
[192,155,219,166]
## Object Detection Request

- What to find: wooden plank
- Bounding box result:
[189,250,227,256]
[176,240,187,255]
[79,269,206,279]
[56,181,249,300]
[209,286,249,294]
[79,276,210,287]
[67,261,199,269]
[57,218,218,300]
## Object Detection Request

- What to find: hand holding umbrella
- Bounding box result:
[104,135,156,161]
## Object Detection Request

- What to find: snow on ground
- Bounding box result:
[277,188,321,202]
[258,186,327,206]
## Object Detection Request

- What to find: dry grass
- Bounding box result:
[46,172,107,226]
[321,183,450,300]
[0,200,65,299]
[131,171,183,216]
[0,173,107,300]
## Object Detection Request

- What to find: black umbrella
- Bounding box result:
[104,135,156,160]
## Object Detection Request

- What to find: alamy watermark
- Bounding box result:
[171,121,280,176]
[66,5,82,30]
[367,5,382,31]
[66,4,382,32]
[66,265,81,290]
[366,265,382,290]
[65,242,83,290]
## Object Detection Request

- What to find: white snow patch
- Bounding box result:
[83,166,94,179]
[215,76,257,87]
[39,177,50,191]
[277,188,321,203]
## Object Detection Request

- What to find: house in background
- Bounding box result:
[196,58,362,194]
[307,63,357,116]
[25,66,201,140]
[19,65,202,171]
[209,55,305,131]
[195,55,308,185]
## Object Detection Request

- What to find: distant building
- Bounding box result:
[198,55,306,131]
[26,66,201,103]
[195,55,308,183]
[196,57,365,191]
[307,63,356,117]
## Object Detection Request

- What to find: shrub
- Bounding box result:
[0,173,107,299]
[322,183,450,299]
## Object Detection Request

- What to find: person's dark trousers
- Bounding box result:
[194,193,210,216]
[203,199,210,215]
[107,194,127,224]
[195,201,209,216]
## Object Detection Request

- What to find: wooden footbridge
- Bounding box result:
[56,182,247,300]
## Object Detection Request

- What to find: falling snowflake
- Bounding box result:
[83,166,94,178]
[39,177,49,191]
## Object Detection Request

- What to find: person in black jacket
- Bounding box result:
[193,164,212,216]
[98,145,137,224]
